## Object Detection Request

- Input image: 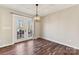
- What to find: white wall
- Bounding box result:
[0,6,40,47]
[0,7,12,47]
[42,5,79,49]
[34,21,41,39]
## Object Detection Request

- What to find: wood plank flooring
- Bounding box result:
[0,38,79,55]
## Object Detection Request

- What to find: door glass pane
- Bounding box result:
[16,17,24,39]
[28,19,33,37]
[24,19,28,39]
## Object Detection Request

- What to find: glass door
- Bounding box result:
[12,14,34,43]
[27,18,34,39]
[24,17,34,39]
[16,16,25,40]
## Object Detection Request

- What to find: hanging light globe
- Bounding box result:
[34,15,40,21]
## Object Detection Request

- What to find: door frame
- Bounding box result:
[12,14,34,44]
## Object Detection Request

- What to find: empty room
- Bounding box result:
[0,4,79,55]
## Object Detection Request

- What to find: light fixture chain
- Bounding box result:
[36,4,38,16]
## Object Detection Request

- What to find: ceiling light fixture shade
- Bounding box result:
[34,4,40,21]
[34,16,40,20]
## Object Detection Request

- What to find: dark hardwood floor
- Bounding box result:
[0,38,79,55]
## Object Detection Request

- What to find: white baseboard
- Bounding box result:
[34,36,41,39]
[0,43,14,48]
[42,37,79,49]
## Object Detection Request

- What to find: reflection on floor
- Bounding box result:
[0,38,79,55]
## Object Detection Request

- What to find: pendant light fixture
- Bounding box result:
[34,4,40,21]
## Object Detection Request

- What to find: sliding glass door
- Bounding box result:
[12,14,34,43]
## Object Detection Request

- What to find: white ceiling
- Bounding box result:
[0,4,76,16]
